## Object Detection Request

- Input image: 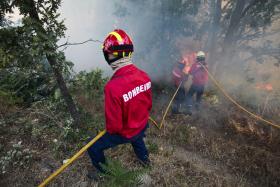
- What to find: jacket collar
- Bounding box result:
[111,64,136,79]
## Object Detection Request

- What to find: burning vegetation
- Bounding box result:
[1,0,280,187]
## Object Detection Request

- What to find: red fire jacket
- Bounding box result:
[104,64,152,138]
[189,62,208,86]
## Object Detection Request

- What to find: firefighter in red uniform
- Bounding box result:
[185,51,208,115]
[171,52,196,114]
[87,29,152,177]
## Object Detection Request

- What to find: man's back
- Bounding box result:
[104,64,152,138]
[87,29,151,174]
[189,62,208,86]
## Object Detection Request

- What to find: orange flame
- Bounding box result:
[181,52,196,74]
[255,83,273,91]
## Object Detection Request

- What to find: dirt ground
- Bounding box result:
[1,96,280,187]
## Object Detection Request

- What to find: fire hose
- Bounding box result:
[38,130,106,187]
[38,82,183,187]
[39,65,280,186]
[198,62,280,129]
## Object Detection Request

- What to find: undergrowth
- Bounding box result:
[101,159,147,187]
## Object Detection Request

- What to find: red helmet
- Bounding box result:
[103,29,134,64]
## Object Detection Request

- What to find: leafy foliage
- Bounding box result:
[0,0,66,66]
[23,69,108,157]
[0,0,81,125]
[101,159,146,187]
[72,69,108,100]
[0,0,71,105]
[0,64,55,104]
[0,141,33,175]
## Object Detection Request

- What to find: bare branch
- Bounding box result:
[239,28,280,43]
[221,0,231,13]
[57,39,103,49]
[241,0,258,18]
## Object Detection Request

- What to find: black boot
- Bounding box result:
[184,105,192,115]
[171,104,181,114]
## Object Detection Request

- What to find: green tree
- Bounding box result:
[0,0,81,126]
[205,0,280,74]
[224,1,280,56]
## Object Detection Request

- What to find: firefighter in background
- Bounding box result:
[87,29,152,178]
[185,51,208,115]
[171,52,196,114]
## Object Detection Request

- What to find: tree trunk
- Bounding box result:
[207,0,221,50]
[27,0,81,126]
[47,55,81,126]
[207,0,221,76]
[223,0,246,50]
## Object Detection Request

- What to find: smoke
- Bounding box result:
[219,54,280,110]
[59,0,200,80]
[59,1,116,76]
[200,2,280,112]
[197,2,280,114]
[59,0,280,113]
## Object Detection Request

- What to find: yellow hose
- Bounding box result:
[39,81,183,186]
[149,81,183,129]
[198,62,280,129]
[159,81,183,129]
[148,116,160,129]
[39,65,279,186]
[39,130,106,187]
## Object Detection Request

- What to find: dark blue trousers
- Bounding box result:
[172,87,186,113]
[186,84,205,110]
[87,125,149,172]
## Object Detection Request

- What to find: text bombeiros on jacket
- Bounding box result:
[123,81,151,102]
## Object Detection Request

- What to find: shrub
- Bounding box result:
[72,69,108,100]
[101,159,146,187]
[0,141,33,175]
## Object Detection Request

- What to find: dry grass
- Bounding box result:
[1,93,280,187]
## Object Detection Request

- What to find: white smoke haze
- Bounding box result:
[59,0,280,112]
[60,0,165,78]
[60,1,116,76]
[59,0,199,80]
[218,18,280,106]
